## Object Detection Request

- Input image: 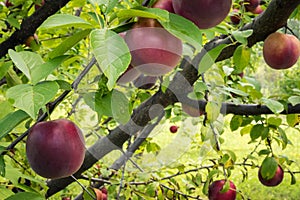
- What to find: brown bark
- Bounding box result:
[0,0,71,58]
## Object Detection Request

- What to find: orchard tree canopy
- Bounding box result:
[0,0,300,199]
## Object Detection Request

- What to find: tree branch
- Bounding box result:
[45,0,300,197]
[0,0,71,58]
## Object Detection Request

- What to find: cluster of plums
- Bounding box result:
[230,0,264,25]
[118,0,235,88]
[119,0,299,93]
[208,162,284,200]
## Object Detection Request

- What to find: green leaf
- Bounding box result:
[288,96,300,106]
[4,162,46,188]
[91,29,131,90]
[267,117,282,127]
[6,81,59,119]
[0,110,29,140]
[262,98,284,114]
[241,117,253,126]
[250,124,264,140]
[0,101,13,120]
[278,127,288,150]
[49,29,92,59]
[8,50,43,81]
[7,16,20,29]
[225,87,249,97]
[5,192,45,200]
[260,157,278,180]
[258,149,271,156]
[220,180,230,193]
[205,101,220,122]
[233,45,251,73]
[260,126,270,140]
[0,186,14,199]
[84,92,112,118]
[240,124,252,136]
[84,89,131,124]
[290,171,296,185]
[111,90,131,124]
[286,114,299,127]
[232,30,253,44]
[159,13,202,51]
[230,115,243,131]
[90,0,118,14]
[0,62,12,80]
[31,56,69,84]
[203,170,222,196]
[82,187,97,200]
[5,69,22,87]
[8,49,35,80]
[55,80,72,90]
[117,7,169,22]
[219,154,230,165]
[224,149,237,162]
[198,44,227,74]
[39,14,93,29]
[0,153,5,176]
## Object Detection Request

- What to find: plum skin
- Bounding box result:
[26,119,85,179]
[208,180,236,200]
[258,165,284,187]
[172,0,232,29]
[152,0,175,13]
[125,18,182,76]
[263,32,300,70]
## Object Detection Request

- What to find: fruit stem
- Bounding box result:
[284,24,297,37]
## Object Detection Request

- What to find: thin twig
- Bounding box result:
[71,175,96,200]
[117,163,126,199]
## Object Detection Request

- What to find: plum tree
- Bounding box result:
[152,0,175,13]
[263,32,300,70]
[258,165,284,187]
[172,0,232,29]
[125,18,182,76]
[1,0,300,200]
[26,119,85,179]
[208,180,236,200]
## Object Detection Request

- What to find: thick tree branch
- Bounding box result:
[0,0,71,58]
[181,98,300,116]
[45,0,300,197]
